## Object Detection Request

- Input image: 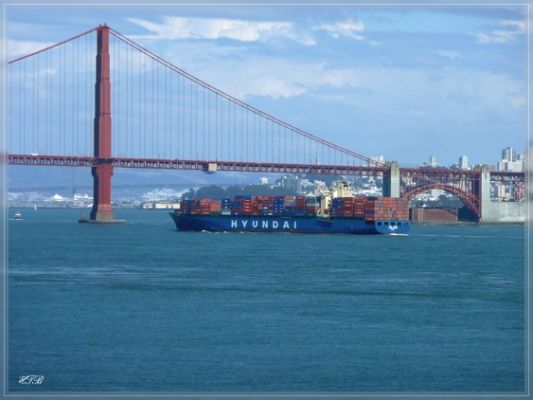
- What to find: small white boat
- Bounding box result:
[14,212,22,220]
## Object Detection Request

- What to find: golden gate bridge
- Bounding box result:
[7,25,525,222]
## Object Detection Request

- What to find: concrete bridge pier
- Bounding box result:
[479,165,491,221]
[478,165,526,223]
[383,161,400,198]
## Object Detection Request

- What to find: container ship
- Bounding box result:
[169,183,410,235]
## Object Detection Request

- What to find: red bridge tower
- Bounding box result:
[90,25,121,223]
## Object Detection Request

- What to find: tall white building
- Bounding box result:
[429,155,438,167]
[497,147,524,172]
[501,147,517,162]
[458,155,468,169]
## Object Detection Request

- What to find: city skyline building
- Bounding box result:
[497,147,524,172]
[501,147,518,162]
[420,147,525,171]
[459,155,469,170]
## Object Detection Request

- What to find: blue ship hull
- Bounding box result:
[169,213,410,234]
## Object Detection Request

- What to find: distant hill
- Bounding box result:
[7,165,279,198]
[8,166,265,189]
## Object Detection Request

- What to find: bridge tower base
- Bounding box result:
[383,161,400,198]
[90,163,121,222]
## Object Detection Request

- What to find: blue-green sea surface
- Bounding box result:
[8,209,525,392]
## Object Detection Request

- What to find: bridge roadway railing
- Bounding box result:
[8,153,525,183]
[7,153,387,176]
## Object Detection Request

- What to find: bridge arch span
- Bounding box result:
[402,183,480,220]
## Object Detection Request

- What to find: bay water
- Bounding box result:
[8,209,525,392]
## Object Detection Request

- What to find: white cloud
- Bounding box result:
[314,19,365,41]
[161,40,524,122]
[499,19,526,32]
[317,67,525,120]
[128,16,315,46]
[114,19,525,123]
[475,30,517,44]
[475,19,526,44]
[431,49,461,61]
[242,76,306,99]
[174,52,323,99]
[8,40,53,60]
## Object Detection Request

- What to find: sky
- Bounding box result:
[5,4,529,168]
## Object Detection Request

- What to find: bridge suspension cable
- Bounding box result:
[8,24,383,169]
[108,27,382,167]
[8,28,97,158]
